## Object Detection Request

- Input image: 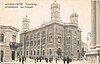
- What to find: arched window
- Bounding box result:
[30,41,33,46]
[43,50,45,55]
[0,34,4,42]
[30,34,33,40]
[34,34,36,39]
[21,51,22,55]
[58,36,61,43]
[12,35,16,42]
[37,50,39,55]
[49,49,52,55]
[34,50,36,55]
[77,40,79,46]
[56,48,62,56]
[37,32,40,38]
[27,42,29,46]
[26,35,29,40]
[37,39,40,45]
[41,31,46,44]
[49,33,53,43]
[27,51,28,55]
[34,40,36,46]
[31,50,32,55]
[42,38,46,44]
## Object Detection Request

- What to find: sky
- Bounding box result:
[0,0,91,46]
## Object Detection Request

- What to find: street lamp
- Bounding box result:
[23,31,27,63]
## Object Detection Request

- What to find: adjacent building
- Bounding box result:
[0,25,19,62]
[86,1,100,63]
[18,1,82,59]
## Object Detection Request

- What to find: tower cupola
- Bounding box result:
[22,16,30,31]
[51,0,60,21]
[70,11,78,25]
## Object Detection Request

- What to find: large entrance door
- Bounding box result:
[12,51,15,60]
[1,50,4,62]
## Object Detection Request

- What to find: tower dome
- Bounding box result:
[70,11,78,26]
[70,11,78,18]
[51,2,60,9]
[22,16,30,31]
[51,0,60,21]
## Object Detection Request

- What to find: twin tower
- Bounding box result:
[22,1,79,31]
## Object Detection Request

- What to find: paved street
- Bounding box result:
[18,59,90,64]
[1,59,91,64]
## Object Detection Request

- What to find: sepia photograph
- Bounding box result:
[0,0,100,64]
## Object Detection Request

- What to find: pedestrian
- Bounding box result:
[56,58,57,64]
[66,56,70,64]
[51,57,53,62]
[22,56,24,64]
[35,58,36,63]
[40,57,41,62]
[49,58,51,63]
[45,58,47,63]
[47,58,48,63]
[46,58,48,63]
[19,57,21,62]
[24,57,26,62]
[17,55,19,61]
[1,55,3,62]
[63,57,66,64]
[37,57,38,62]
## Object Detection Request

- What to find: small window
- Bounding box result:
[37,32,40,38]
[0,34,4,42]
[49,49,52,55]
[75,31,77,35]
[1,50,4,56]
[27,51,28,55]
[17,53,19,56]
[49,36,52,43]
[21,51,22,55]
[30,41,33,46]
[77,40,79,46]
[20,43,23,47]
[34,50,36,55]
[43,50,45,55]
[37,39,40,45]
[12,35,16,42]
[37,50,39,55]
[30,35,33,40]
[42,31,46,37]
[31,51,32,55]
[34,34,36,39]
[58,36,61,43]
[49,33,53,43]
[42,38,46,44]
[26,35,29,40]
[34,40,36,46]
[77,50,79,53]
[27,42,29,46]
